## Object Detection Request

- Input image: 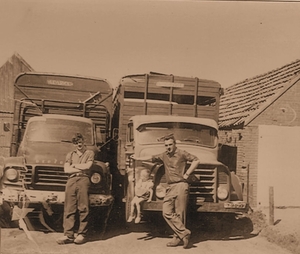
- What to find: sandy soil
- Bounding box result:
[0,205,299,254]
[246,207,300,254]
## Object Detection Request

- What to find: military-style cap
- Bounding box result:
[157,133,175,142]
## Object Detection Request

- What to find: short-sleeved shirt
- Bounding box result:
[152,148,198,184]
[65,148,95,174]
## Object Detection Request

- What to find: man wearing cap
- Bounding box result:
[57,133,94,245]
[133,134,199,249]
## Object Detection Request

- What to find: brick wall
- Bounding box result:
[219,79,300,208]
[219,127,258,208]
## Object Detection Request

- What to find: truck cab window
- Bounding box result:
[25,118,94,145]
[136,122,218,148]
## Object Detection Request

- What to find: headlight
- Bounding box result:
[217,186,228,200]
[5,168,18,181]
[156,184,166,199]
[90,173,101,184]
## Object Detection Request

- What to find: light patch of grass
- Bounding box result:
[249,210,300,254]
[260,226,300,254]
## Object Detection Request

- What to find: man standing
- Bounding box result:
[57,133,94,245]
[134,134,199,249]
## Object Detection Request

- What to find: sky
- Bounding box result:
[1,0,300,89]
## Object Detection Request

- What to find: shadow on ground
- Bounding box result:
[6,200,256,247]
[186,212,256,248]
[101,203,257,246]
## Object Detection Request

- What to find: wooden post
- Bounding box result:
[169,75,174,115]
[269,186,274,225]
[194,77,199,117]
[246,163,250,204]
[144,74,149,115]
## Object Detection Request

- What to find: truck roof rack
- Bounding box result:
[17,98,110,133]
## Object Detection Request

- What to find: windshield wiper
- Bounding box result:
[183,138,201,143]
[61,139,72,143]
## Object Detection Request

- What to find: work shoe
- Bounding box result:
[127,215,135,222]
[56,236,74,244]
[182,233,191,249]
[166,236,182,247]
[74,234,87,245]
[134,215,141,224]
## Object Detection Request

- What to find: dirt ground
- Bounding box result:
[0,205,299,254]
[250,207,300,254]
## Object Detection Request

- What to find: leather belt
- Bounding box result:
[69,172,89,178]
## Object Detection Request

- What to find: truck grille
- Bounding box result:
[189,165,217,204]
[22,165,68,191]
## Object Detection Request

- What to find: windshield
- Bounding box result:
[25,118,94,145]
[136,122,217,147]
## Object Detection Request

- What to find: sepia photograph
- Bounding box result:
[0,0,300,253]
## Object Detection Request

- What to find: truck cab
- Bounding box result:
[124,115,247,220]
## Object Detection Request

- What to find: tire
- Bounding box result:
[39,203,64,232]
[0,201,14,228]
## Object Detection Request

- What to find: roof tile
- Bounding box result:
[219,59,300,128]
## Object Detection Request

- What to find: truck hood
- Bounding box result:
[18,141,77,165]
[139,145,222,165]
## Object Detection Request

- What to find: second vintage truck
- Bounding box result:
[112,72,248,224]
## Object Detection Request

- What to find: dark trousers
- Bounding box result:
[162,182,191,239]
[63,176,90,238]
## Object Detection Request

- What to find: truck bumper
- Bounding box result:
[22,190,65,205]
[1,189,114,208]
[142,200,248,214]
[0,188,22,205]
[196,201,249,214]
[22,190,114,207]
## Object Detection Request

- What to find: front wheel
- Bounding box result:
[0,201,16,228]
[40,203,64,232]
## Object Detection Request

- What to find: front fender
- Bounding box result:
[89,160,111,195]
[0,156,4,179]
[230,171,243,201]
[0,156,26,190]
[92,160,109,174]
[1,156,26,178]
[1,156,27,171]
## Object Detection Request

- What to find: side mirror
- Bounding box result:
[3,122,10,132]
[112,128,119,140]
[95,125,104,145]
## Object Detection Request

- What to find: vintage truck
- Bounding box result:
[0,72,114,230]
[112,72,248,224]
